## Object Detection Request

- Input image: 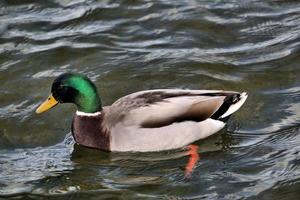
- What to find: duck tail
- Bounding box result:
[211,92,248,121]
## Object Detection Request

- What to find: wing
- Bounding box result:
[107,89,243,128]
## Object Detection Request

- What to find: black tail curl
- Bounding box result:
[210,93,241,120]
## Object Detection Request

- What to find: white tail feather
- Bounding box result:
[220,92,248,118]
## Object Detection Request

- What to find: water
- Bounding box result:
[1,0,300,199]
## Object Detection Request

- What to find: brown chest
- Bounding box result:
[71,114,110,151]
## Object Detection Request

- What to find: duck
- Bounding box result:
[36,73,247,152]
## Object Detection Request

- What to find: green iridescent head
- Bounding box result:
[36,73,102,113]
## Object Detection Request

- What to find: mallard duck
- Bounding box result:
[36,73,247,152]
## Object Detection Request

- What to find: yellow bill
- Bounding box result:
[36,94,58,114]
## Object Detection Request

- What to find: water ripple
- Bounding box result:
[1,0,300,199]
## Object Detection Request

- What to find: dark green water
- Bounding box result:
[1,0,300,199]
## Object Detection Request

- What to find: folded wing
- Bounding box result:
[109,89,244,128]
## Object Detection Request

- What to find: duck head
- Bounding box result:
[36,73,102,114]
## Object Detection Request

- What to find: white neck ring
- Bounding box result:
[76,110,101,117]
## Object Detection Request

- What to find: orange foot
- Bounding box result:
[185,144,200,178]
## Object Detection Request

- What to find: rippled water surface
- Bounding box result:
[1,0,300,199]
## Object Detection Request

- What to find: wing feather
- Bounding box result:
[110,89,231,127]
